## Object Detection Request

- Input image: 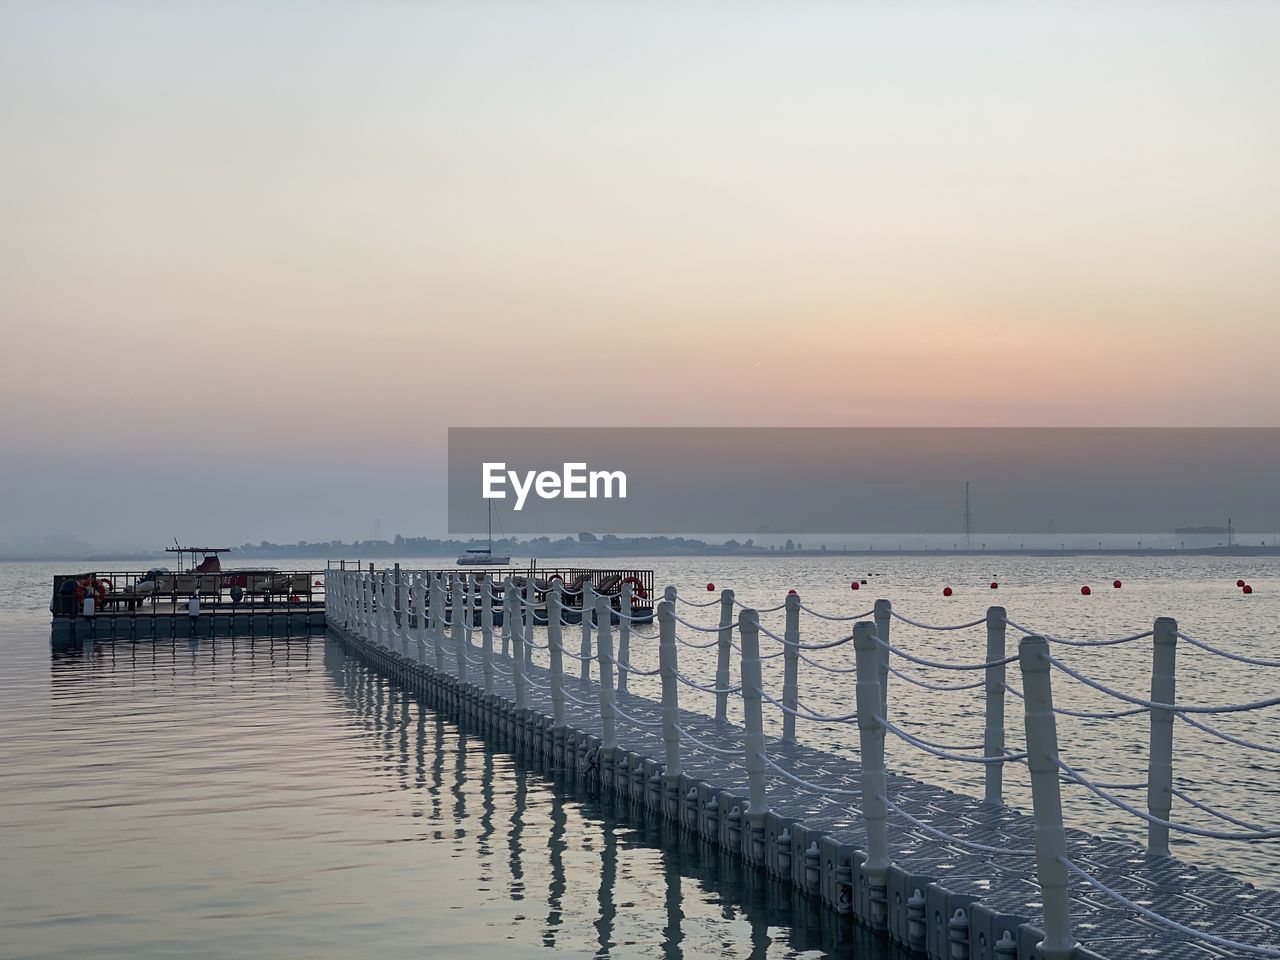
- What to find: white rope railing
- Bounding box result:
[799,603,875,621]
[878,636,1018,671]
[1047,654,1280,714]
[674,725,740,754]
[674,671,741,695]
[1003,682,1147,719]
[882,795,1036,857]
[881,716,1027,764]
[889,611,988,631]
[1055,758,1280,840]
[758,753,860,797]
[1177,630,1280,668]
[1006,618,1153,647]
[1176,712,1280,755]
[757,686,859,723]
[888,664,985,692]
[1060,858,1280,958]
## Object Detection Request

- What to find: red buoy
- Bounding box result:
[850,581,860,590]
[1237,579,1246,588]
[1243,584,1254,594]
[1113,579,1122,588]
[706,583,715,592]
[943,586,953,597]
[1081,585,1091,595]
[788,588,797,595]
[990,581,998,589]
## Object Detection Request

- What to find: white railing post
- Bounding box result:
[1148,616,1178,856]
[715,588,734,722]
[658,598,682,789]
[413,575,427,662]
[595,595,617,753]
[430,574,446,670]
[617,582,633,694]
[984,605,1007,805]
[393,569,404,653]
[500,577,511,657]
[453,576,468,680]
[579,582,595,682]
[853,621,890,931]
[782,591,801,743]
[511,582,527,710]
[738,608,768,863]
[360,574,370,640]
[523,577,536,668]
[548,584,565,728]
[1018,635,1076,960]
[873,598,891,723]
[479,574,495,694]
[380,573,392,646]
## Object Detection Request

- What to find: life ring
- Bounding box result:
[619,575,648,600]
[74,578,108,604]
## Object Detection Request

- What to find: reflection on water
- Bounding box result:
[0,628,902,959]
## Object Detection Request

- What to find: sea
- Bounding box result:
[2,554,1277,959]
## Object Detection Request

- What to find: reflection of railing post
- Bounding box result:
[1018,635,1076,960]
[658,598,682,816]
[595,595,617,755]
[738,608,768,863]
[715,588,734,722]
[984,605,1007,805]
[579,583,595,682]
[617,582,632,693]
[873,599,891,723]
[510,578,527,710]
[548,585,565,728]
[782,591,801,743]
[853,621,889,931]
[1148,617,1178,856]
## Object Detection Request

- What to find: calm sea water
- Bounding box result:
[3,554,1278,958]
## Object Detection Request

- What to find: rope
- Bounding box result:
[675,594,721,608]
[758,621,857,651]
[552,643,596,663]
[882,795,1036,857]
[757,753,860,796]
[1177,630,1280,667]
[1003,683,1147,719]
[614,704,663,727]
[799,603,875,622]
[675,633,720,650]
[1055,758,1280,840]
[674,725,742,754]
[672,613,728,633]
[674,671,741,695]
[890,611,988,631]
[1176,712,1280,755]
[881,717,1027,763]
[888,665,985,692]
[1060,858,1280,958]
[757,687,859,723]
[1047,654,1280,714]
[560,686,596,707]
[1005,619,1153,647]
[878,636,1018,671]
[616,660,662,677]
[1172,787,1272,833]
[796,650,858,674]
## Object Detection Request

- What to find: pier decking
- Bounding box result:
[327,569,1280,960]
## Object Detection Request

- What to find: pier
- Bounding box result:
[326,569,1280,960]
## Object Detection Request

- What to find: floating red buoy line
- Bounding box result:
[850,581,860,590]
[1081,585,1092,595]
[1237,579,1246,588]
[990,581,998,589]
[1243,584,1254,594]
[1113,579,1122,588]
[706,583,715,592]
[943,586,953,597]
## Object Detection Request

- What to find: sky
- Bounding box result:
[2,1,1278,549]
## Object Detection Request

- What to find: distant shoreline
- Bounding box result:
[7,545,1280,563]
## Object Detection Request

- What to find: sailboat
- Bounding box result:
[458,500,511,565]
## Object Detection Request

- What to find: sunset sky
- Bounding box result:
[2,1,1278,547]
